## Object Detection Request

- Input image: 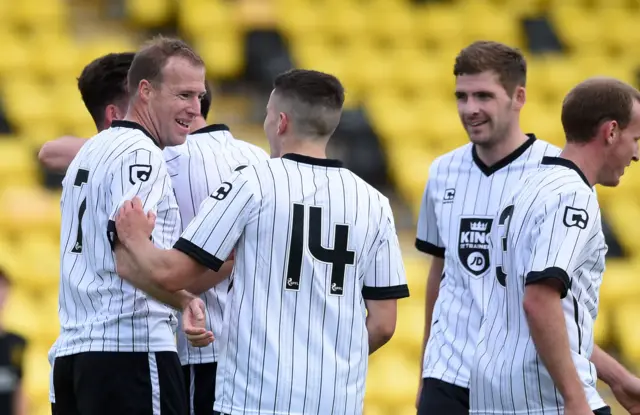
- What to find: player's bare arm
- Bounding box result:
[37,136,87,173]
[12,383,26,415]
[523,279,591,413]
[415,256,444,406]
[364,298,397,355]
[114,197,230,292]
[591,344,640,413]
[185,260,235,295]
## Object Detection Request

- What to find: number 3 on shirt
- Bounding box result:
[70,169,90,254]
[495,204,514,287]
[284,203,356,296]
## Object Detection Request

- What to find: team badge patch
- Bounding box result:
[129,164,152,185]
[458,217,493,276]
[563,206,589,229]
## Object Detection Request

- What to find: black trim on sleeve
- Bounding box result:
[107,220,118,251]
[173,237,224,272]
[415,239,445,258]
[362,284,410,300]
[525,266,571,299]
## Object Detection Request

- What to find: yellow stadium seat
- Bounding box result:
[386,146,436,214]
[394,302,425,357]
[23,344,51,405]
[13,234,60,293]
[460,3,521,47]
[552,6,607,57]
[604,200,640,256]
[593,305,609,348]
[126,0,173,28]
[196,33,245,80]
[79,37,137,72]
[2,76,55,131]
[28,34,81,79]
[178,0,238,40]
[2,286,40,342]
[322,2,368,39]
[11,0,68,31]
[413,3,465,50]
[0,187,61,237]
[613,303,640,363]
[236,0,277,30]
[0,140,38,189]
[367,353,418,406]
[275,1,320,38]
[0,30,31,77]
[364,1,416,45]
[599,260,640,311]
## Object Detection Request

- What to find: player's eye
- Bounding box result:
[476,92,493,100]
[454,93,466,101]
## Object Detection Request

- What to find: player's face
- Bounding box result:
[600,100,640,186]
[264,90,283,158]
[455,71,521,147]
[149,57,205,147]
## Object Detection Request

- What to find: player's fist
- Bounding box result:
[182,297,214,348]
[115,196,156,247]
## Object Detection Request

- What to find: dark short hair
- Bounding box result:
[273,69,345,137]
[77,52,135,129]
[127,36,205,97]
[201,80,212,120]
[453,41,527,95]
[562,77,640,143]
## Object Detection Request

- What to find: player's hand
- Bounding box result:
[611,374,640,414]
[182,297,214,348]
[115,197,156,247]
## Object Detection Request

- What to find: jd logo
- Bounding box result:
[458,217,493,276]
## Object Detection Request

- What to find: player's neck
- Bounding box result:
[124,105,163,148]
[279,138,328,159]
[475,130,529,167]
[559,144,598,187]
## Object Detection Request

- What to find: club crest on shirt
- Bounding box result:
[128,164,152,185]
[458,217,493,276]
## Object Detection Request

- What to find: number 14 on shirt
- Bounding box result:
[284,203,356,296]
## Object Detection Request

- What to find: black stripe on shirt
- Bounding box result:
[362,284,410,300]
[415,239,445,257]
[174,237,224,271]
[525,266,570,299]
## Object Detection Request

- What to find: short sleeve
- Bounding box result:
[415,177,445,257]
[363,206,410,300]
[174,171,257,272]
[107,148,175,250]
[524,189,599,298]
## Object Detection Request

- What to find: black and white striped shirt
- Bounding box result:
[163,124,269,365]
[54,120,181,357]
[416,136,560,388]
[175,154,409,415]
[470,156,607,414]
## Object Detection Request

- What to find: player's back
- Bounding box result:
[163,124,269,366]
[471,156,606,414]
[214,154,406,415]
[56,121,180,357]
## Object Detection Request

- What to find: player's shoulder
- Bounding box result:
[529,137,562,157]
[429,142,473,173]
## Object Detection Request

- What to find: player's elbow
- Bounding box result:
[37,142,58,170]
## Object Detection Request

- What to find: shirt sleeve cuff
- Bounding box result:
[362,284,410,300]
[415,239,445,258]
[525,267,570,299]
[173,238,224,272]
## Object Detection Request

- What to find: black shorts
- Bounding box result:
[183,362,217,415]
[52,351,187,415]
[418,378,469,415]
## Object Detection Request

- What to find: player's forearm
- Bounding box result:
[365,299,397,355]
[185,261,234,295]
[38,136,87,172]
[420,257,444,370]
[13,384,27,415]
[115,243,194,310]
[524,284,587,404]
[591,344,632,387]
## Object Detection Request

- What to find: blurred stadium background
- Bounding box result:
[0,0,639,413]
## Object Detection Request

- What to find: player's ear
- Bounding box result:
[277,112,289,135]
[513,86,526,110]
[138,79,152,103]
[602,120,618,146]
[104,104,123,128]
